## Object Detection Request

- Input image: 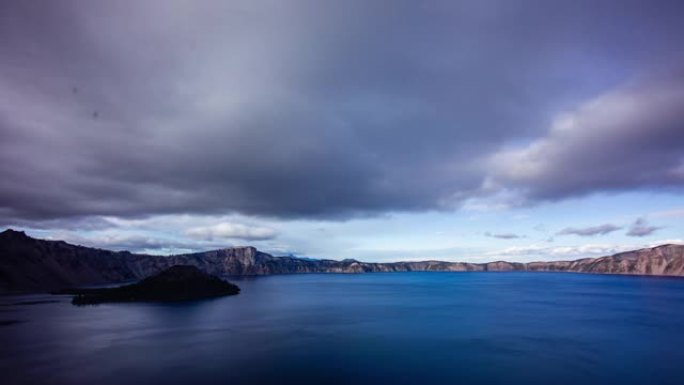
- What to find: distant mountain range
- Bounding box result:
[1,228,683,292]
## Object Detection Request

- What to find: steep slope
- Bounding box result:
[0,229,152,291]
[1,229,683,292]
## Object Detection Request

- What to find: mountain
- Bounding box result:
[1,229,683,292]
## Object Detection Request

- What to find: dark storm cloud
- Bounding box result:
[2,0,684,224]
[557,224,622,237]
[626,218,662,237]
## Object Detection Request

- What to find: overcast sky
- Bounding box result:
[1,0,683,262]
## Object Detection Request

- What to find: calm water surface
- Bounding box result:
[2,272,684,385]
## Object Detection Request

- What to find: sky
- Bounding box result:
[1,0,683,262]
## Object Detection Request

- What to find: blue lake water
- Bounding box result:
[2,272,684,385]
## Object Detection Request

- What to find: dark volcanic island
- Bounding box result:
[60,265,240,305]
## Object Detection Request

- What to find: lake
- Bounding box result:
[2,272,684,385]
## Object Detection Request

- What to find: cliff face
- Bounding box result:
[1,229,683,292]
[0,230,150,291]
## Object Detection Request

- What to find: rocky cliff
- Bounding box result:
[1,229,683,292]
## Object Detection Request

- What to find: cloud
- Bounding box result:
[650,208,684,218]
[49,231,199,253]
[626,218,662,237]
[557,224,621,237]
[485,232,523,239]
[649,239,684,246]
[18,214,284,254]
[487,243,637,261]
[486,70,684,204]
[0,1,683,225]
[185,222,277,241]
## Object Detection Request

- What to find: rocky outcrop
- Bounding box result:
[61,265,240,305]
[1,228,683,292]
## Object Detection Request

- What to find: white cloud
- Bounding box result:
[486,243,637,261]
[650,208,684,218]
[185,222,278,241]
[649,239,684,246]
[47,231,198,254]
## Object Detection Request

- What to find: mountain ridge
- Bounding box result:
[1,229,683,292]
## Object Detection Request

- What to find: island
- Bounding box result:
[58,265,240,305]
